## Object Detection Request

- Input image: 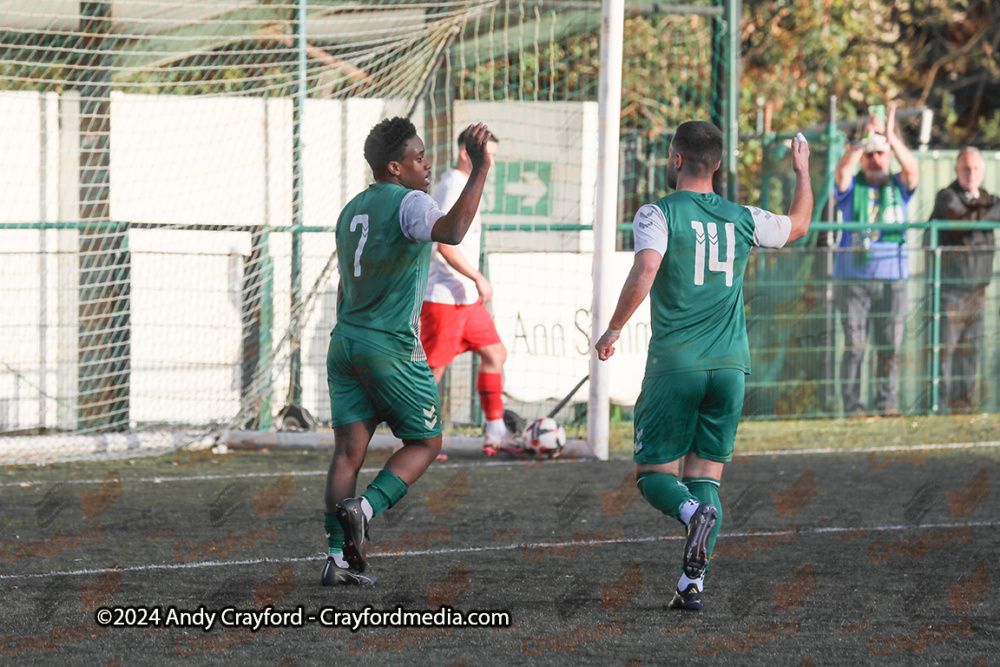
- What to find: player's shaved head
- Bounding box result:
[672,121,723,176]
[364,117,417,170]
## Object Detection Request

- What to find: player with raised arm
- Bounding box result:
[595,121,812,610]
[321,117,493,586]
[420,129,515,458]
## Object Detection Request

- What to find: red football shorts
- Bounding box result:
[420,301,502,368]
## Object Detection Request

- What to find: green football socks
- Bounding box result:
[327,471,408,555]
[361,469,409,518]
[325,510,343,554]
[636,472,698,523]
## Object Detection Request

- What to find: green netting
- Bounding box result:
[0,1,737,461]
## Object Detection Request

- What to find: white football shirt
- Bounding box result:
[423,168,483,305]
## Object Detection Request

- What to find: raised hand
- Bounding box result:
[463,123,494,171]
[866,112,886,137]
[885,104,897,138]
[791,133,810,175]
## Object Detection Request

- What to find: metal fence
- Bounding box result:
[744,221,999,419]
[1,218,995,436]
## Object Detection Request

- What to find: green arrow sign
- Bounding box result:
[486,162,551,216]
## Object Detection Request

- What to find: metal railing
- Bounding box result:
[1,219,996,431]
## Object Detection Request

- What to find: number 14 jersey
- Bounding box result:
[633,190,791,377]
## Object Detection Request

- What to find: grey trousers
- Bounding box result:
[835,281,908,413]
[940,285,987,412]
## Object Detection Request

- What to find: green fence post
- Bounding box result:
[930,220,941,414]
[821,113,843,412]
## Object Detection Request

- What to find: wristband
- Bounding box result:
[605,328,622,337]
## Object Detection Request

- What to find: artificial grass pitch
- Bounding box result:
[0,439,997,665]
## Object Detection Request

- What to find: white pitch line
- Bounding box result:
[3,439,998,489]
[2,519,997,582]
[740,440,1000,457]
[0,459,569,488]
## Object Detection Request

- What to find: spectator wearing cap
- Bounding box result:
[930,147,1000,413]
[833,105,920,418]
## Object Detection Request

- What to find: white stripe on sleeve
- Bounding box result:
[746,205,792,248]
[632,204,668,256]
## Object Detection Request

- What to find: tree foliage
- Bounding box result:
[455,12,716,133]
[453,1,998,210]
[2,0,995,211]
[742,0,1000,146]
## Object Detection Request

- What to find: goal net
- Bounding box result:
[0,1,723,463]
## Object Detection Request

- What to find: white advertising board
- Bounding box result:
[489,251,649,406]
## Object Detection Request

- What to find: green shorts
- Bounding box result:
[326,333,443,440]
[632,369,745,464]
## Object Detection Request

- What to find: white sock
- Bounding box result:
[329,550,349,568]
[678,572,704,593]
[360,497,374,522]
[485,419,508,441]
[678,499,700,525]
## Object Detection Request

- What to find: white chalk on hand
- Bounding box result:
[795,132,807,144]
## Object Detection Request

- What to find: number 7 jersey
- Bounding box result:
[334,182,445,362]
[633,190,792,377]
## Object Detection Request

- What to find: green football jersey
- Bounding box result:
[334,182,444,361]
[632,190,791,376]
